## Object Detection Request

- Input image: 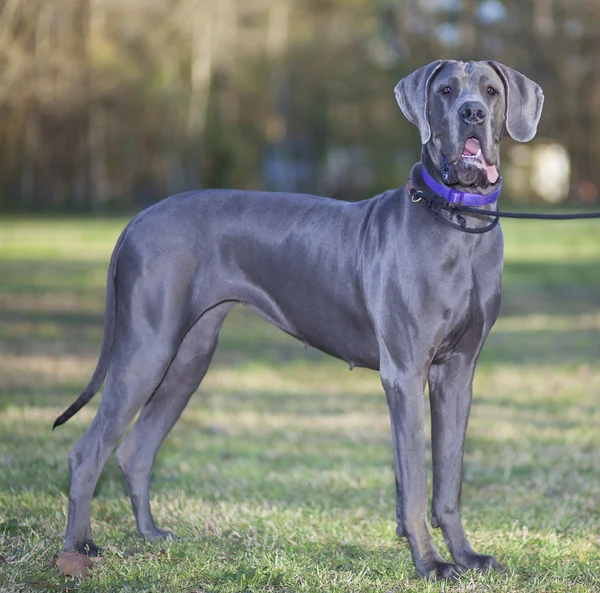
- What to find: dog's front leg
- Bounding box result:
[380,348,459,580]
[428,355,502,573]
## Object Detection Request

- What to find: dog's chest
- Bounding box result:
[432,238,503,356]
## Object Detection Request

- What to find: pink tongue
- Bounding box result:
[464,137,480,155]
[463,138,499,183]
[485,163,499,183]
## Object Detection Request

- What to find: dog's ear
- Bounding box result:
[488,62,544,142]
[394,60,447,145]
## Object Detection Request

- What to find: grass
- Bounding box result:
[0,215,599,592]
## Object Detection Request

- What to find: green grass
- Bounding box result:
[0,216,599,592]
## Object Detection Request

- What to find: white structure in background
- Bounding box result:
[530,142,571,203]
[506,141,571,203]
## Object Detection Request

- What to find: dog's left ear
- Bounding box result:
[488,62,544,142]
[394,60,448,145]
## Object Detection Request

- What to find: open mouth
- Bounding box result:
[461,138,499,183]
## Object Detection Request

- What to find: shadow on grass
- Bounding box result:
[480,326,600,366]
[0,259,108,295]
[500,288,600,319]
[502,260,599,289]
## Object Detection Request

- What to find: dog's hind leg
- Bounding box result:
[66,334,183,555]
[115,302,234,540]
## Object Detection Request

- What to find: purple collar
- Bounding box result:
[421,166,502,206]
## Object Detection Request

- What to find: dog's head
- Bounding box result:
[395,60,544,190]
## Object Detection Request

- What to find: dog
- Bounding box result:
[54,60,543,580]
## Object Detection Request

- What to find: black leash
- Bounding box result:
[451,204,600,220]
[408,186,600,234]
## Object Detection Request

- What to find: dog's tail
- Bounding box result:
[53,225,130,430]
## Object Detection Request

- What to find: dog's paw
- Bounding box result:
[419,560,461,581]
[143,528,177,542]
[72,540,104,557]
[456,552,503,573]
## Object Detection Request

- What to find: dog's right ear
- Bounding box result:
[394,60,447,145]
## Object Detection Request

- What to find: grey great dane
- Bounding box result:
[54,60,543,579]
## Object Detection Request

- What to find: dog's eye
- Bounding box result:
[487,86,498,96]
[440,86,453,95]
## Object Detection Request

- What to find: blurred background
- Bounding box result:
[0,0,598,212]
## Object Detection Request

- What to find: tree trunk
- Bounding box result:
[20,110,38,210]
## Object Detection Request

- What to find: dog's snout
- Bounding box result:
[459,101,487,125]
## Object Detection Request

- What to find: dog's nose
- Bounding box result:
[459,101,487,125]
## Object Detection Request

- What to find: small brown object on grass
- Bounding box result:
[56,552,94,578]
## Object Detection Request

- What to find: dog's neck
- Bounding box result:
[409,163,500,229]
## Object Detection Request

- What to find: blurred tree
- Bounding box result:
[0,0,598,210]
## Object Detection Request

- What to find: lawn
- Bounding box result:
[0,216,599,592]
